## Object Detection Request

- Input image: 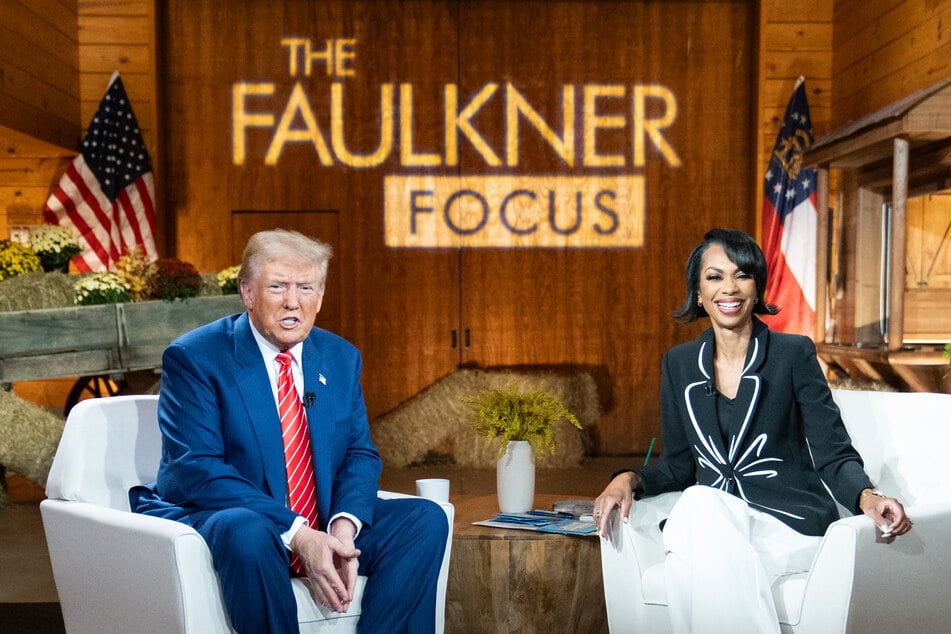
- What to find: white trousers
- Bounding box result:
[662,486,822,634]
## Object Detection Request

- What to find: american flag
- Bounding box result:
[761,77,817,339]
[43,72,157,272]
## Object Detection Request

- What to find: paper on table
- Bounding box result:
[473,511,598,536]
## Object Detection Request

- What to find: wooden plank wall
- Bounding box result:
[826,0,951,348]
[754,0,833,242]
[158,0,756,454]
[2,0,946,451]
[0,0,79,148]
[0,0,160,247]
[77,0,161,251]
[832,0,951,128]
[0,0,80,239]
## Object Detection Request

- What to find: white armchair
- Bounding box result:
[40,394,454,634]
[600,388,951,633]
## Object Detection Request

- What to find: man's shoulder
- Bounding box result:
[171,313,243,349]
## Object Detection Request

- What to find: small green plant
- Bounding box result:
[463,380,582,456]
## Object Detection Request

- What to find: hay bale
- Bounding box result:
[0,389,65,500]
[199,272,223,296]
[828,377,896,392]
[0,271,74,312]
[372,367,599,468]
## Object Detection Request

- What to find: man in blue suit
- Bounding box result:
[131,229,448,633]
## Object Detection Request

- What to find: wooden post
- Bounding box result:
[888,138,909,351]
[815,167,830,343]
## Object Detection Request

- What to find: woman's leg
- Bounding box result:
[662,486,819,633]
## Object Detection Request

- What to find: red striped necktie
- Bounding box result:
[276,349,318,576]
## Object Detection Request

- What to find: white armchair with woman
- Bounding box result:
[594,228,911,633]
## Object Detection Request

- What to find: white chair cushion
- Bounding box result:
[45,395,161,510]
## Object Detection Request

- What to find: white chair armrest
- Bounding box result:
[843,504,951,632]
[40,498,231,634]
[600,492,680,632]
[794,503,951,633]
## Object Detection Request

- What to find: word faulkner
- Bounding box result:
[232,38,682,248]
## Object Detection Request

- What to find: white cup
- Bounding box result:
[415,478,450,502]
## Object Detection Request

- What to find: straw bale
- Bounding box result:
[199,273,223,296]
[0,271,74,312]
[0,389,64,503]
[372,367,600,468]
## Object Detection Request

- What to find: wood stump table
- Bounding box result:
[446,493,608,634]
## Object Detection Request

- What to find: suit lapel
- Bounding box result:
[685,334,731,472]
[232,314,288,502]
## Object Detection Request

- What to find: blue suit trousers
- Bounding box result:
[193,496,449,634]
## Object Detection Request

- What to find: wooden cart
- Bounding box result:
[0,295,244,413]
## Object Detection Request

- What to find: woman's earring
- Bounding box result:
[697,296,702,307]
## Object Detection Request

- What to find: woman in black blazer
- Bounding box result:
[593,229,911,632]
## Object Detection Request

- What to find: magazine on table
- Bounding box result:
[473,507,598,536]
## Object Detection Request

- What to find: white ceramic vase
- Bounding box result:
[496,440,535,513]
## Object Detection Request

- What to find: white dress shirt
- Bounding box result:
[247,322,362,549]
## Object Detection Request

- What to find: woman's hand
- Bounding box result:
[860,488,913,539]
[594,471,641,538]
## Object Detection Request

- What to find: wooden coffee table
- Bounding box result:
[445,493,608,633]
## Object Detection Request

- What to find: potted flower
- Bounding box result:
[150,257,202,301]
[0,239,42,280]
[73,272,132,306]
[217,264,241,295]
[463,380,582,512]
[115,248,157,302]
[29,225,82,273]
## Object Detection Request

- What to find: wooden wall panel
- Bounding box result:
[161,0,462,426]
[0,0,79,238]
[831,0,951,127]
[77,1,157,148]
[0,0,159,246]
[160,0,754,454]
[76,0,160,251]
[0,0,80,149]
[755,2,833,244]
[457,1,752,452]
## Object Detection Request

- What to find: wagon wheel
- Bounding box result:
[64,375,126,417]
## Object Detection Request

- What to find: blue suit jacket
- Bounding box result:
[130,312,382,535]
[637,319,873,536]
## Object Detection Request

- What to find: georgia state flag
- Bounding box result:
[761,77,817,339]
